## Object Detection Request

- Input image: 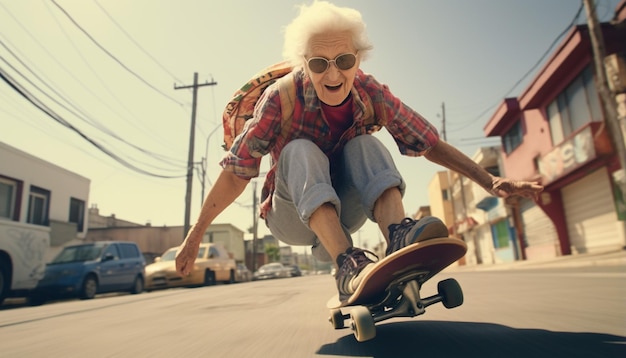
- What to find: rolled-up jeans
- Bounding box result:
[266,135,405,262]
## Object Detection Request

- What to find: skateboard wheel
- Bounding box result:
[329,308,345,329]
[438,278,463,308]
[350,306,376,342]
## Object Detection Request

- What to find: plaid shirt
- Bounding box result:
[220,68,439,218]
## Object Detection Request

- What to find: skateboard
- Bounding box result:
[327,237,467,342]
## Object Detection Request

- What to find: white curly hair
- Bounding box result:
[282,1,373,69]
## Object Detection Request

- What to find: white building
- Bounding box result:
[0,142,90,303]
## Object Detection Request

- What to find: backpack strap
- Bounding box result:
[274,71,384,140]
[276,72,296,140]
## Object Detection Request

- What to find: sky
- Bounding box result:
[1,0,622,253]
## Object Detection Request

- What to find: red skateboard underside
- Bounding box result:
[329,237,467,308]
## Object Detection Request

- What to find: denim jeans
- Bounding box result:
[266,135,405,262]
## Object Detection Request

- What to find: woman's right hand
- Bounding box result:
[175,227,202,276]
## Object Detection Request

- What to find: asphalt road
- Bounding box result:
[1,266,625,358]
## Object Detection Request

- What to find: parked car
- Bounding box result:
[286,264,302,277]
[235,263,252,282]
[253,262,290,280]
[30,241,145,304]
[145,243,236,290]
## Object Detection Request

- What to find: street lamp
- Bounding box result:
[199,123,223,204]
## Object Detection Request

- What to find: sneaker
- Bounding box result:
[386,217,448,256]
[335,248,377,302]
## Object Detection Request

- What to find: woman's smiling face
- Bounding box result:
[305,31,360,106]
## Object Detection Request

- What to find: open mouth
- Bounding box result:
[325,84,342,91]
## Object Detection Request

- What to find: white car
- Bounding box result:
[253,263,290,280]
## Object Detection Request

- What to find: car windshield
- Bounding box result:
[159,247,205,262]
[160,250,177,261]
[51,244,105,264]
[259,263,282,272]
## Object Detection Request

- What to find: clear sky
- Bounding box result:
[1,0,621,252]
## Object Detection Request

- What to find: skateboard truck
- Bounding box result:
[329,272,464,342]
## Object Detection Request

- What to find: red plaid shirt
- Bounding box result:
[220,68,439,218]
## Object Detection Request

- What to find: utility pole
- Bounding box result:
[584,0,626,242]
[441,102,458,238]
[174,73,217,240]
[251,181,259,271]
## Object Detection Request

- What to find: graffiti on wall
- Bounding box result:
[538,126,596,185]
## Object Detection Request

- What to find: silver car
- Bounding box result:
[253,263,289,280]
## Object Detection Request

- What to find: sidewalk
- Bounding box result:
[449,247,626,272]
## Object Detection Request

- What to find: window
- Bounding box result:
[546,65,603,146]
[441,189,449,201]
[28,186,50,226]
[0,177,20,220]
[103,244,120,260]
[118,243,141,259]
[69,198,85,232]
[209,247,220,258]
[492,220,510,249]
[503,121,523,154]
[485,166,500,177]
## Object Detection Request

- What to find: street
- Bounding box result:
[1,266,625,358]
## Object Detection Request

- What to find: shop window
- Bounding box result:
[546,65,603,146]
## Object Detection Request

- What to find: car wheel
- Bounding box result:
[80,275,98,299]
[225,270,235,284]
[130,276,144,294]
[203,270,215,286]
[27,294,46,306]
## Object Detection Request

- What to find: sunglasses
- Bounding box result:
[306,53,358,74]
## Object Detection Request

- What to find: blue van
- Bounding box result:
[31,241,145,304]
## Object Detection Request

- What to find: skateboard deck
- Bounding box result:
[327,237,467,342]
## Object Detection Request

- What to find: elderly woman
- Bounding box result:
[176,1,542,302]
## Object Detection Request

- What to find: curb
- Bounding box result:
[446,249,626,272]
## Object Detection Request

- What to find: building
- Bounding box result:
[429,147,513,266]
[0,142,90,259]
[87,206,245,263]
[1,142,89,301]
[428,172,454,232]
[483,2,626,259]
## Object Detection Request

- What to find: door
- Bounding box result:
[520,199,558,260]
[562,168,622,253]
[117,243,143,287]
[99,244,124,291]
[492,219,515,262]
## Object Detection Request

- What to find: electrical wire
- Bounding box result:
[446,2,586,133]
[50,0,186,107]
[0,66,186,179]
[0,52,185,172]
[92,0,186,85]
[41,0,186,156]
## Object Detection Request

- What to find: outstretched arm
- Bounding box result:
[175,169,250,276]
[424,140,543,200]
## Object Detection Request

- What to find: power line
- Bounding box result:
[50,0,185,107]
[0,65,186,179]
[446,2,586,134]
[0,51,185,172]
[41,1,186,155]
[92,0,186,85]
[0,2,187,162]
[0,1,188,168]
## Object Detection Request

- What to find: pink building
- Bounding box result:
[484,1,626,259]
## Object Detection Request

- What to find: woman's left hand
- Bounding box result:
[489,177,544,200]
